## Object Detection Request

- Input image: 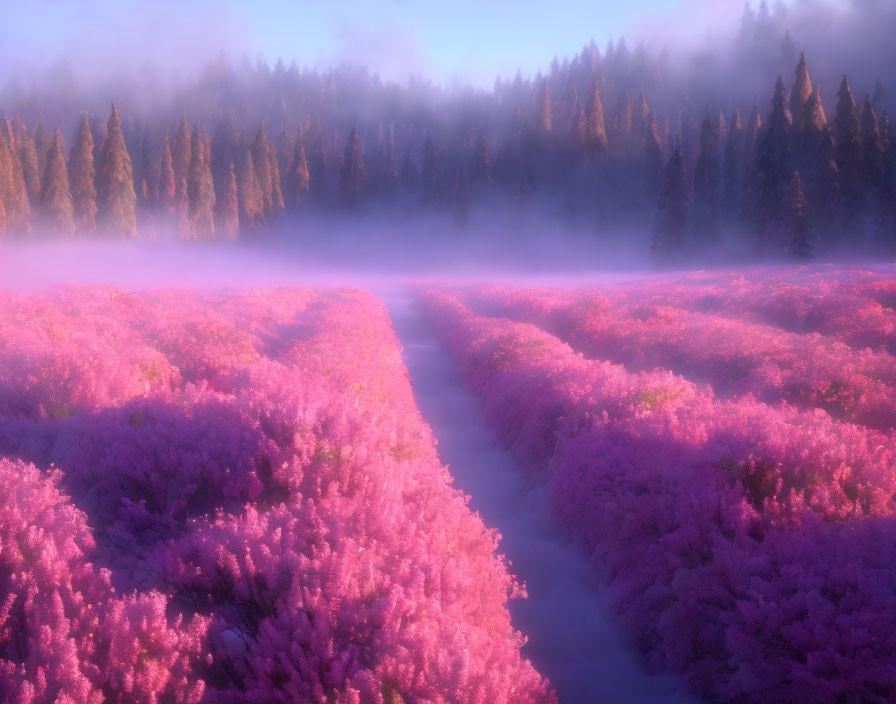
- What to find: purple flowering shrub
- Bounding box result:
[420,283,896,703]
[0,285,554,704]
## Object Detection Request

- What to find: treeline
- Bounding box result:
[0,19,892,258]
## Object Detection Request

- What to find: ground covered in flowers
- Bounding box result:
[0,284,554,703]
[418,265,896,704]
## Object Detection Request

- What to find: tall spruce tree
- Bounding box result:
[237,148,263,228]
[172,114,191,201]
[644,110,664,199]
[269,142,284,212]
[422,132,440,203]
[790,53,812,124]
[18,129,40,205]
[833,75,864,231]
[187,122,215,240]
[536,80,552,134]
[40,130,74,234]
[692,116,721,244]
[68,113,96,231]
[651,144,688,262]
[283,129,310,211]
[339,126,366,208]
[748,76,792,251]
[97,104,137,237]
[252,123,274,216]
[469,133,491,186]
[157,136,176,217]
[585,79,608,156]
[785,171,812,258]
[723,108,744,215]
[216,160,239,240]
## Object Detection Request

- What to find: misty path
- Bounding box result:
[385,292,697,704]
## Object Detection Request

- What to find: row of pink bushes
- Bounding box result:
[418,286,896,703]
[461,283,896,430]
[0,285,554,704]
[618,265,896,354]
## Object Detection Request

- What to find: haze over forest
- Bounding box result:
[0,0,894,265]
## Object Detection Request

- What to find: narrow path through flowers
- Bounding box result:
[386,292,696,704]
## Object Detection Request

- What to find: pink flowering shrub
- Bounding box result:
[419,284,896,703]
[0,284,554,704]
[0,457,209,704]
[463,282,896,430]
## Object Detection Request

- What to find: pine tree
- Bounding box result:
[269,142,284,213]
[861,95,885,202]
[833,75,864,230]
[422,132,440,203]
[692,116,721,244]
[379,123,398,197]
[211,112,240,197]
[308,128,330,205]
[39,130,74,234]
[186,122,215,240]
[790,53,812,124]
[18,128,40,205]
[748,76,792,251]
[584,79,607,156]
[157,136,176,216]
[723,108,744,215]
[216,160,239,240]
[32,123,49,180]
[339,126,366,208]
[172,114,191,202]
[785,171,812,258]
[283,129,310,211]
[96,104,137,237]
[569,98,586,147]
[0,131,31,234]
[536,80,552,134]
[469,133,491,186]
[643,110,664,198]
[252,123,274,216]
[652,144,687,262]
[68,113,97,231]
[237,148,263,228]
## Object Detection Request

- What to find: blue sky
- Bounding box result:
[0,0,784,88]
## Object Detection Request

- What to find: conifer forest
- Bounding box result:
[1,2,896,703]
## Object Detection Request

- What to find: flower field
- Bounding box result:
[0,285,553,704]
[419,266,896,703]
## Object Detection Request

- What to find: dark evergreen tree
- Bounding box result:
[0,131,31,234]
[252,123,274,216]
[785,172,812,258]
[269,142,284,212]
[283,129,310,211]
[469,133,491,186]
[584,79,607,156]
[68,113,96,231]
[172,114,191,202]
[422,132,440,203]
[187,122,216,239]
[569,98,586,148]
[216,160,239,240]
[32,123,49,182]
[97,104,137,237]
[790,53,812,123]
[237,148,263,228]
[833,76,864,230]
[39,130,74,234]
[692,116,721,244]
[18,129,40,205]
[748,76,792,251]
[157,136,176,217]
[536,80,552,134]
[723,108,744,215]
[651,144,687,262]
[339,126,366,208]
[643,110,663,199]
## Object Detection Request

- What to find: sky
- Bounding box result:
[0,0,797,89]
